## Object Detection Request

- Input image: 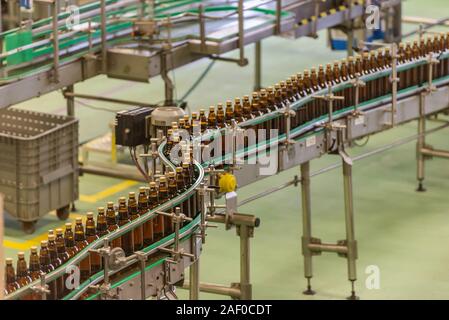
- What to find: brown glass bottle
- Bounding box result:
[64,223,79,257]
[176,167,189,216]
[118,197,134,256]
[208,106,218,129]
[302,70,314,120]
[265,86,278,132]
[55,228,70,264]
[39,241,55,273]
[259,89,270,113]
[168,174,177,232]
[356,55,368,101]
[151,181,164,240]
[216,103,226,128]
[279,81,288,102]
[191,112,199,127]
[74,217,91,281]
[233,98,244,122]
[199,109,208,132]
[47,233,60,267]
[16,252,32,288]
[364,52,376,98]
[96,207,108,237]
[266,86,277,110]
[139,187,152,246]
[225,100,234,127]
[27,246,43,299]
[317,65,327,88]
[242,95,252,120]
[339,59,351,107]
[15,253,31,296]
[183,114,192,135]
[383,48,392,95]
[128,192,143,251]
[28,247,41,281]
[178,118,185,130]
[86,212,101,274]
[290,76,299,98]
[39,241,57,298]
[5,258,20,295]
[45,233,61,300]
[106,202,122,249]
[438,33,446,77]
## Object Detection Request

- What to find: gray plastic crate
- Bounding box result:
[0,108,79,233]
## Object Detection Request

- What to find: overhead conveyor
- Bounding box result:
[0,0,403,109]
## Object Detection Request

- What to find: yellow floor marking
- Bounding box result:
[3,213,84,250]
[79,180,138,203]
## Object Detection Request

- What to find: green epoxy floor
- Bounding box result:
[3,0,449,299]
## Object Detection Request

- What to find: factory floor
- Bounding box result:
[3,0,449,299]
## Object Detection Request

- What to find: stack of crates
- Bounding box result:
[0,108,79,233]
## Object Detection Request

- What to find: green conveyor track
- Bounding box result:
[0,0,292,82]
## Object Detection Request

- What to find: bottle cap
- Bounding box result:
[56,228,63,235]
[48,229,54,236]
[5,258,13,264]
[98,207,105,214]
[18,252,25,259]
[128,192,136,198]
[30,246,38,253]
[41,240,48,247]
[149,182,157,187]
[48,234,55,241]
[65,223,72,229]
[119,197,126,203]
[107,202,114,208]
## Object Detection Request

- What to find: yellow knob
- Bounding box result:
[219,173,237,193]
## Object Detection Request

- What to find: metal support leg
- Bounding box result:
[239,225,252,300]
[66,85,75,117]
[100,0,107,73]
[392,2,402,43]
[341,150,358,300]
[189,259,200,300]
[238,0,245,67]
[254,41,262,91]
[300,162,315,295]
[416,94,426,192]
[161,51,174,106]
[52,1,60,83]
[345,0,355,57]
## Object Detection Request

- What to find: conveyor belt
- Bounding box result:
[0,0,400,109]
[5,34,449,299]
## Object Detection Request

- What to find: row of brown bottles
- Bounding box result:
[4,163,197,300]
[166,33,449,162]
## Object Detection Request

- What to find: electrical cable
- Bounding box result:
[74,98,130,113]
[130,146,150,182]
[353,135,370,147]
[179,59,216,102]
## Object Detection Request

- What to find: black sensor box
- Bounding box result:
[115,107,153,147]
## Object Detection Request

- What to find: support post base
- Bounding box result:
[303,287,316,296]
[347,292,360,300]
[416,182,426,192]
